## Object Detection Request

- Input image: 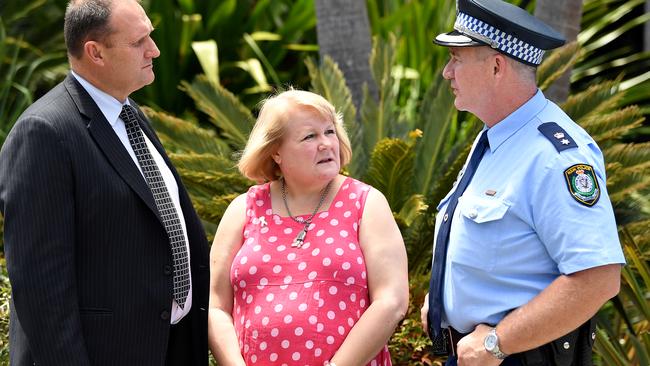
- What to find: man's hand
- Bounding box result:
[456,324,503,366]
[420,293,429,336]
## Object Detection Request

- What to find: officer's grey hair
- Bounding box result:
[509,59,537,84]
[476,47,537,85]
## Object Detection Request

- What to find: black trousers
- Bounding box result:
[165,315,195,366]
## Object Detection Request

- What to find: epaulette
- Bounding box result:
[538,122,578,152]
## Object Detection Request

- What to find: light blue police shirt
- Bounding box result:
[434,89,626,333]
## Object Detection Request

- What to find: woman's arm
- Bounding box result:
[329,188,409,366]
[208,193,248,366]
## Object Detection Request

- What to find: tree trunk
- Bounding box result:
[534,0,583,103]
[314,0,377,110]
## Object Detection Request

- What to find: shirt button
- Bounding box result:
[160,310,170,320]
[468,208,478,219]
[164,265,172,276]
[443,213,449,222]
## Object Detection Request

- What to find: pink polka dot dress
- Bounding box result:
[231,177,392,366]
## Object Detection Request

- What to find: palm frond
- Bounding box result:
[188,192,240,227]
[413,70,466,195]
[537,41,581,91]
[363,137,416,213]
[580,106,644,143]
[180,75,255,149]
[562,79,623,122]
[143,107,231,157]
[305,56,356,128]
[168,151,236,173]
[175,168,251,199]
[604,143,650,206]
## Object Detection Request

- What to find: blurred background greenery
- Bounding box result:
[0,0,648,365]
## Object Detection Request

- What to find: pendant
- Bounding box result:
[291,226,308,248]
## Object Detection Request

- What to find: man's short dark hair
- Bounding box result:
[64,0,114,59]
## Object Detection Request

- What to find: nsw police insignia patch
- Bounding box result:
[564,164,600,206]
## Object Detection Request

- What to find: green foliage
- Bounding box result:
[537,41,581,92]
[574,0,650,139]
[0,20,66,147]
[363,138,417,215]
[137,0,318,112]
[179,76,255,150]
[366,0,456,88]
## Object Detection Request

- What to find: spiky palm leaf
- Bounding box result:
[537,41,581,91]
[363,137,417,215]
[357,35,403,177]
[306,56,356,127]
[581,106,644,143]
[143,107,231,156]
[180,75,255,149]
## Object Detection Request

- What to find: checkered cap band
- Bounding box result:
[454,11,545,65]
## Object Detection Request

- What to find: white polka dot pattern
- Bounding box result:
[230,177,391,365]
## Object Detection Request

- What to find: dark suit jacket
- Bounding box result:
[0,74,210,365]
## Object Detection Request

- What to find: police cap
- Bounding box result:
[434,0,566,66]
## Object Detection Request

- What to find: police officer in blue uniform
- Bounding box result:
[420,1,626,365]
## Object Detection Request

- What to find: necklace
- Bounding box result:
[281,177,333,248]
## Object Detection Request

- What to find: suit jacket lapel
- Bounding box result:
[64,74,162,223]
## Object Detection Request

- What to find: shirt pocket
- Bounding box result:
[458,195,509,223]
[451,195,510,271]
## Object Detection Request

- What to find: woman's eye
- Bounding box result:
[325,129,336,135]
[302,134,315,140]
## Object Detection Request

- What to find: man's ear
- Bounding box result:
[84,41,104,65]
[493,53,507,77]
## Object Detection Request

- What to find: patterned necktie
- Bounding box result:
[428,130,490,339]
[120,104,190,309]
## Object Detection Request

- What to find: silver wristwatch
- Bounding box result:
[484,328,508,360]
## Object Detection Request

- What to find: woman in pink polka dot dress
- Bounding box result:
[208,90,409,366]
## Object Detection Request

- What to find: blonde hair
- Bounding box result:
[238,89,352,183]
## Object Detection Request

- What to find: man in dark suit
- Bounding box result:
[0,0,210,365]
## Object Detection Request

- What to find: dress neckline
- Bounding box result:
[267,176,352,221]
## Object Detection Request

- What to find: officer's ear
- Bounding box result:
[492,53,508,78]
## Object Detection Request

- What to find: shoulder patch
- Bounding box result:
[538,122,578,152]
[564,164,600,206]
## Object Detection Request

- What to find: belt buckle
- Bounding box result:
[431,328,450,356]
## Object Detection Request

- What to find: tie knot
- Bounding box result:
[120,105,139,127]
